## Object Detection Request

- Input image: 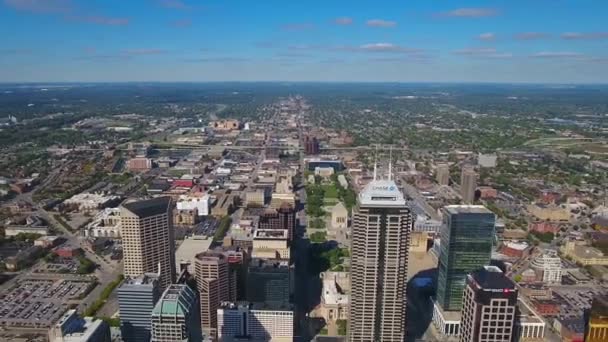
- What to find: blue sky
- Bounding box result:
[1,0,607,83]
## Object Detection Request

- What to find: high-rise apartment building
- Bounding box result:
[349,177,412,342]
[151,284,202,342]
[195,250,234,339]
[460,266,518,342]
[121,197,176,289]
[436,163,450,186]
[437,205,495,311]
[585,295,608,342]
[118,274,161,342]
[217,302,294,342]
[460,166,477,204]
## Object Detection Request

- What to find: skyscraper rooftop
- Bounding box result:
[152,285,197,317]
[122,197,171,217]
[358,179,406,207]
[444,205,493,215]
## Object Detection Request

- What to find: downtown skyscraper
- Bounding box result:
[121,197,176,290]
[436,205,495,312]
[349,166,413,342]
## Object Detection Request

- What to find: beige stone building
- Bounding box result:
[195,251,235,339]
[121,197,176,290]
[245,190,265,208]
[528,204,570,221]
[312,272,350,323]
[331,202,348,230]
[252,229,290,259]
[561,240,608,266]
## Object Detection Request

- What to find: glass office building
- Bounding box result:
[436,205,495,311]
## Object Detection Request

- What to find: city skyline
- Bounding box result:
[1,0,607,83]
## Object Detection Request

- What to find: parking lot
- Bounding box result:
[0,278,95,328]
[552,286,606,319]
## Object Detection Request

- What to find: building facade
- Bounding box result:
[349,179,412,342]
[118,274,161,342]
[121,197,176,290]
[151,285,202,342]
[460,266,518,342]
[586,296,608,342]
[217,302,294,342]
[437,205,495,311]
[436,163,450,186]
[530,250,562,284]
[247,258,291,305]
[460,166,477,204]
[49,310,111,342]
[195,251,233,339]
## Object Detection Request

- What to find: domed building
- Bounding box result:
[530,250,563,284]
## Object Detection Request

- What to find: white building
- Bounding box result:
[84,208,121,238]
[478,153,498,168]
[314,166,334,178]
[64,193,119,212]
[337,174,348,188]
[217,302,293,342]
[176,194,210,216]
[414,218,443,235]
[216,167,232,176]
[530,250,563,284]
[516,299,546,341]
[432,301,461,336]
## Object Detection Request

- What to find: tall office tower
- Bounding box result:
[437,205,495,311]
[195,251,233,339]
[460,266,518,342]
[118,274,161,342]
[151,284,202,342]
[460,166,477,204]
[436,163,450,186]
[121,197,176,290]
[247,258,291,305]
[585,295,608,342]
[349,173,413,342]
[217,302,294,342]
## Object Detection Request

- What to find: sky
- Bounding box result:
[1,0,607,83]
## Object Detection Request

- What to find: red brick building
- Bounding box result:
[529,221,560,234]
[532,299,560,316]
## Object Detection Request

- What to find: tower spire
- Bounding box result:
[373,144,378,181]
[388,145,393,181]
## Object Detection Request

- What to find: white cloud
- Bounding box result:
[531,51,584,58]
[441,8,498,18]
[453,48,512,59]
[334,17,353,25]
[478,33,495,41]
[515,32,549,40]
[366,19,397,28]
[561,32,608,40]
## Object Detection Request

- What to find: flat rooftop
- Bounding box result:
[517,299,545,324]
[254,229,288,239]
[445,205,493,215]
[470,266,515,290]
[176,237,212,271]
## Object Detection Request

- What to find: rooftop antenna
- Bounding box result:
[388,145,393,181]
[373,144,378,181]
